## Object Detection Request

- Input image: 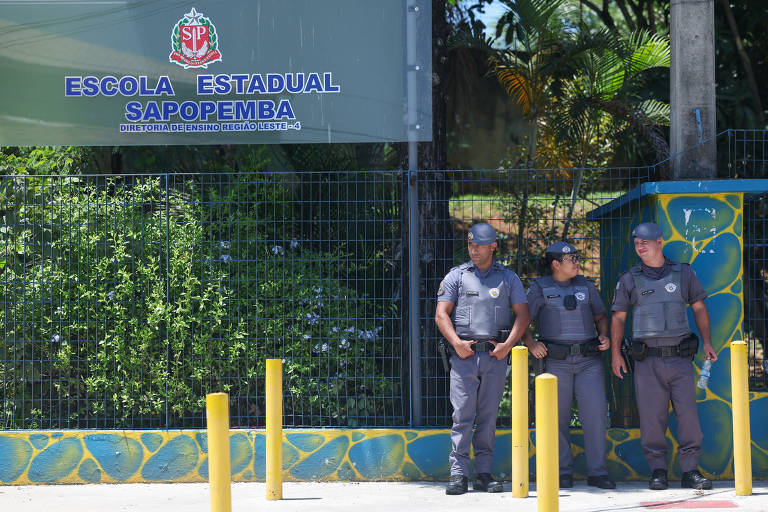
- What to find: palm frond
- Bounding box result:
[635,100,671,126]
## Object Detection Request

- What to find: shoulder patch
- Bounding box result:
[437,280,445,296]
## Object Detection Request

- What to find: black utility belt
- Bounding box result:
[543,339,600,360]
[466,340,496,352]
[631,333,698,361]
[443,339,498,356]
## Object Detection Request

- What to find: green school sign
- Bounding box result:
[0,0,432,145]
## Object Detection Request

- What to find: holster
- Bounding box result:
[679,333,699,360]
[620,337,635,373]
[631,340,648,361]
[438,339,455,372]
[582,339,601,357]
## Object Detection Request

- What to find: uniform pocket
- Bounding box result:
[454,306,470,326]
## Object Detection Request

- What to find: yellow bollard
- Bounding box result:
[206,392,232,512]
[512,345,529,498]
[266,359,283,500]
[535,373,558,512]
[730,341,752,496]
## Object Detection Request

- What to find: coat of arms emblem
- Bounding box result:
[169,8,222,69]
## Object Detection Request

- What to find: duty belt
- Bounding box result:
[468,340,496,352]
[542,339,600,360]
[645,345,686,357]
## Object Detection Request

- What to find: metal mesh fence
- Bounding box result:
[1,129,766,430]
[724,129,768,388]
[722,129,768,179]
[1,172,406,429]
[744,196,768,389]
[416,167,653,427]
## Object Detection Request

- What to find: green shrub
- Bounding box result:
[1,175,399,428]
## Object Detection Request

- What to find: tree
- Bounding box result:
[576,0,669,34]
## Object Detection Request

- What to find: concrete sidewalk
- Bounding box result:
[2,481,767,512]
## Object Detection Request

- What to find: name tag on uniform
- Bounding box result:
[466,291,480,296]
[641,289,655,295]
[546,294,560,298]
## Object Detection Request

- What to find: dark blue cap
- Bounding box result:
[545,241,578,255]
[467,223,497,245]
[631,222,663,241]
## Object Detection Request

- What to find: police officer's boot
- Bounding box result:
[681,470,712,490]
[648,468,668,490]
[587,475,616,489]
[473,473,503,493]
[445,475,468,495]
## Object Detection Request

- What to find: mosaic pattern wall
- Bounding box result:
[0,422,765,485]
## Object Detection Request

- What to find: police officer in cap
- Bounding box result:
[523,241,615,490]
[435,222,530,495]
[611,222,717,490]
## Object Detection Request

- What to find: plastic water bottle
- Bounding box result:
[697,359,712,389]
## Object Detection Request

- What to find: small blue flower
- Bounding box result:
[220,254,232,263]
[271,245,285,256]
[51,334,61,343]
[290,239,299,249]
[106,290,115,301]
[219,241,231,250]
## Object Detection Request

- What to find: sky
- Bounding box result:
[475,1,507,40]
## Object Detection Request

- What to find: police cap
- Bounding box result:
[544,241,578,256]
[631,222,663,241]
[467,223,497,245]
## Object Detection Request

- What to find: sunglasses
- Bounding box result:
[559,255,580,264]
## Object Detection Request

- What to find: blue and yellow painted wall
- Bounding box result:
[1,180,766,485]
[0,427,695,485]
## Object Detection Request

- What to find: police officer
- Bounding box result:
[610,222,717,491]
[435,222,530,495]
[523,242,615,490]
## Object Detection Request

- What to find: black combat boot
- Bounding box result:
[649,468,668,490]
[473,473,503,493]
[445,474,468,495]
[587,475,616,489]
[681,470,712,490]
[559,474,574,488]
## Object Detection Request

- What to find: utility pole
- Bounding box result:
[670,0,716,178]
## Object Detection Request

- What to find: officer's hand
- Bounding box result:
[527,341,547,359]
[489,340,512,360]
[611,352,627,379]
[454,339,475,359]
[598,335,610,351]
[702,342,718,362]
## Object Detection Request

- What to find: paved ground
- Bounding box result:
[2,480,767,512]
